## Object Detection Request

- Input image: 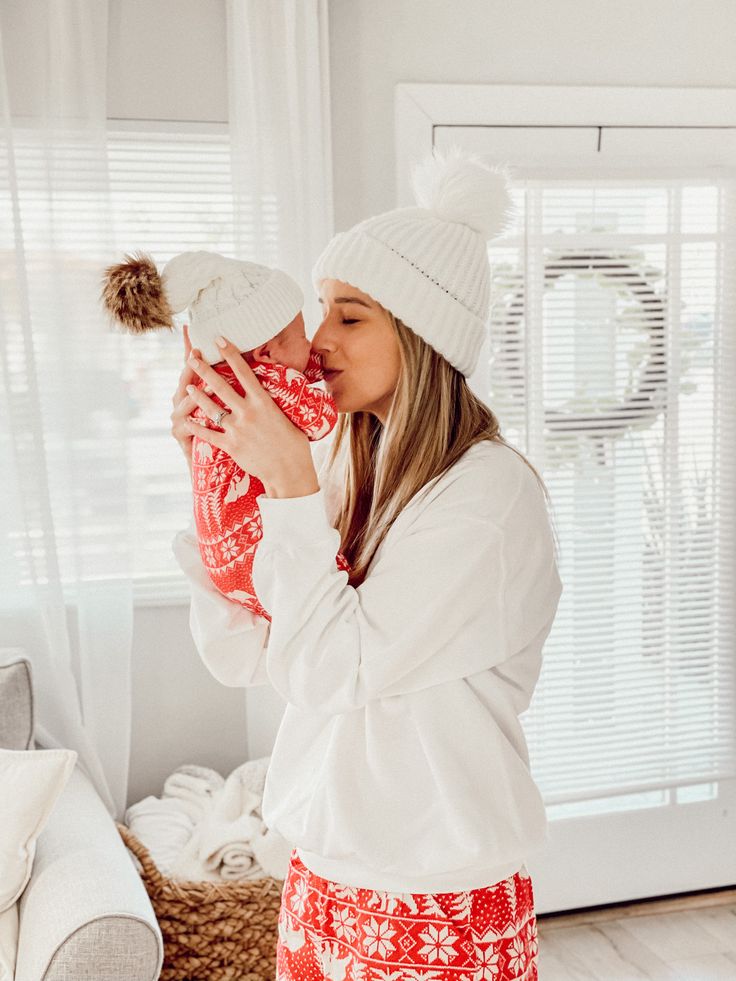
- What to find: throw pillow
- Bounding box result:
[0,747,77,915]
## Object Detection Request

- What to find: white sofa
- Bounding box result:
[0,651,164,981]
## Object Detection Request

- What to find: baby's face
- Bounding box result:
[248,310,311,373]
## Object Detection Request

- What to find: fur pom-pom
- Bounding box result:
[410,143,518,240]
[100,251,175,334]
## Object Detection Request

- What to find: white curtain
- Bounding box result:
[0,0,335,814]
[226,0,334,333]
[225,0,335,758]
[0,0,132,819]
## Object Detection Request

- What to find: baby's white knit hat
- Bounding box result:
[163,252,304,365]
[311,145,517,378]
[101,250,304,366]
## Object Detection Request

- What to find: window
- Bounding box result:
[483,178,735,813]
[108,127,238,598]
[396,85,736,893]
[4,124,276,602]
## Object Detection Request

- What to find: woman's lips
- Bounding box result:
[322,369,342,381]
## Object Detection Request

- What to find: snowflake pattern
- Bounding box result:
[331,903,359,944]
[416,923,461,965]
[276,849,539,981]
[290,874,310,916]
[220,536,239,561]
[362,916,398,959]
[525,920,539,962]
[504,934,529,977]
[190,350,349,621]
[473,943,504,980]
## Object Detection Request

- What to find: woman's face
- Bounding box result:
[311,278,401,423]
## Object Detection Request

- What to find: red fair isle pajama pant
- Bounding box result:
[276,848,539,981]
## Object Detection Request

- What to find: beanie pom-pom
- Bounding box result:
[100,251,174,334]
[410,144,518,241]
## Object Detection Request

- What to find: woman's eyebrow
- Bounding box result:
[317,297,371,308]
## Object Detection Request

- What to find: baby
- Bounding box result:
[101,249,350,622]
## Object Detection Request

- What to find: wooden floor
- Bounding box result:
[536,886,736,980]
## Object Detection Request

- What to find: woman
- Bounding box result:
[169,147,562,981]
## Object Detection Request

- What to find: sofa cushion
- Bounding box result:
[0,747,77,913]
[0,653,34,751]
[15,764,164,981]
[0,902,18,981]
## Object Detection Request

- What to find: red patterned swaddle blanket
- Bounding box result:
[189,349,350,622]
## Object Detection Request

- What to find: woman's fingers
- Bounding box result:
[187,349,247,412]
[184,415,227,450]
[209,336,264,401]
[172,347,200,408]
[171,389,196,419]
[170,392,197,438]
[184,382,229,422]
[170,329,198,466]
[170,392,197,463]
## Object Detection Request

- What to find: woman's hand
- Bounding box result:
[170,324,198,473]
[183,334,320,499]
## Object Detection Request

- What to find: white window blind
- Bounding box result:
[107,129,239,595]
[4,126,278,600]
[486,177,736,816]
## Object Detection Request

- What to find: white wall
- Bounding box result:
[127,604,255,809]
[327,0,736,226]
[104,0,736,226]
[11,0,736,806]
[107,0,227,125]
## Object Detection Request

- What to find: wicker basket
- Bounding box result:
[116,821,285,981]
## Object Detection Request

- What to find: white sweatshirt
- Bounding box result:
[171,438,563,893]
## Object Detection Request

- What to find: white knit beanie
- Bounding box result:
[311,145,517,378]
[163,252,304,365]
[101,250,304,366]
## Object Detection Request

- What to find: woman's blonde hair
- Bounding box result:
[324,310,557,588]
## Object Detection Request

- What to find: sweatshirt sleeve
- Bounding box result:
[251,462,563,715]
[170,439,342,690]
[171,514,271,688]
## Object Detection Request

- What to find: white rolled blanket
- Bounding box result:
[125,756,293,883]
[124,794,198,876]
[162,763,225,823]
[169,756,292,882]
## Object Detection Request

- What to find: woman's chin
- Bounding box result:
[326,389,352,413]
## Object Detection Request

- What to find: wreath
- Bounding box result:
[488,249,673,459]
